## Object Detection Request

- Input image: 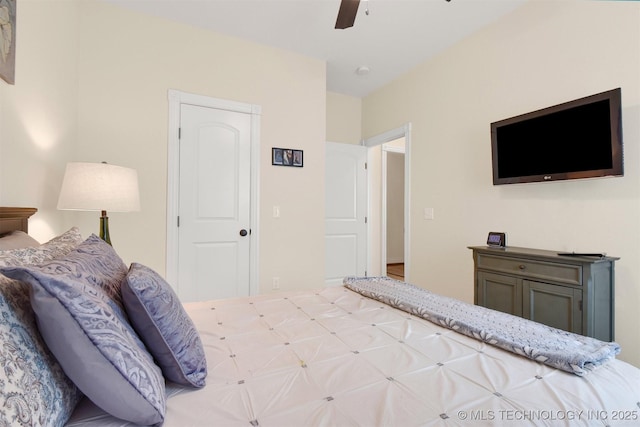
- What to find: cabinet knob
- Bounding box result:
[518,264,526,270]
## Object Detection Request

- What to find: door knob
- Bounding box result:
[239,229,248,237]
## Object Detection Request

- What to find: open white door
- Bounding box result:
[325,142,368,286]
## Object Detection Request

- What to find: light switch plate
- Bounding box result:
[424,207,434,220]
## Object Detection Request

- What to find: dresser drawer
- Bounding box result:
[476,254,582,286]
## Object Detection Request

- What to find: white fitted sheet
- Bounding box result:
[67,286,640,426]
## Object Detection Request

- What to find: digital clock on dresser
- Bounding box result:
[486,232,506,247]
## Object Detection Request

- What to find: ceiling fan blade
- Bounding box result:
[335,0,360,29]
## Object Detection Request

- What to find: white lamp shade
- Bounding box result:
[57,162,141,212]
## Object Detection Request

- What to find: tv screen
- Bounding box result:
[490,88,623,185]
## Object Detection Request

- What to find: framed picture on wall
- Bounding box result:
[272,148,284,165]
[292,150,303,167]
[283,149,293,165]
[272,148,303,167]
[0,0,17,85]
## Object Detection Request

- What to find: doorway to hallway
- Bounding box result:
[363,123,411,282]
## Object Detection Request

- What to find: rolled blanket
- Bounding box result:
[344,276,620,376]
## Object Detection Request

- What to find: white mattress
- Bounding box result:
[67,286,640,426]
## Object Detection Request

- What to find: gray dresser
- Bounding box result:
[469,246,618,341]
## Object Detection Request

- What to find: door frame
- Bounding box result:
[363,123,411,282]
[166,89,261,295]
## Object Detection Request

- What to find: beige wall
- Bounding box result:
[76,1,327,292]
[1,0,327,293]
[0,0,79,240]
[363,0,640,367]
[326,91,361,144]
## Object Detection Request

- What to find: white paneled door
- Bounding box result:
[178,104,252,302]
[325,142,368,286]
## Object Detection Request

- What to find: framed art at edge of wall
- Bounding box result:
[272,148,303,167]
[0,0,16,85]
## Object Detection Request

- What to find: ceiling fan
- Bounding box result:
[334,0,451,30]
[335,0,361,30]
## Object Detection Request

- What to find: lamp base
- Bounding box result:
[100,210,112,245]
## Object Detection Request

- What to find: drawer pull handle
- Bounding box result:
[518,265,526,270]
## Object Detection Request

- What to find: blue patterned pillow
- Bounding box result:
[0,235,166,425]
[0,227,84,427]
[122,263,207,387]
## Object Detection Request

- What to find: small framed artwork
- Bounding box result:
[272,148,303,167]
[283,149,293,165]
[0,0,17,85]
[292,150,303,167]
[272,148,284,165]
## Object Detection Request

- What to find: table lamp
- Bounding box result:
[57,162,140,245]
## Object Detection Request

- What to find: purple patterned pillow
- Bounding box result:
[0,235,166,425]
[122,263,207,387]
[0,228,84,427]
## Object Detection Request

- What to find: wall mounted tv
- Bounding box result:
[490,88,623,185]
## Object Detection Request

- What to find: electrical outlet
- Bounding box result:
[272,277,280,290]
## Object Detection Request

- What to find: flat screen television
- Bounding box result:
[490,88,623,185]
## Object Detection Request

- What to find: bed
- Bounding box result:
[1,207,639,427]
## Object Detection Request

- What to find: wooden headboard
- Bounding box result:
[0,207,38,235]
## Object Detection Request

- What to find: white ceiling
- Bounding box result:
[104,0,528,98]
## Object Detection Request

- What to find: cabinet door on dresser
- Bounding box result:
[476,271,522,316]
[522,280,583,335]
